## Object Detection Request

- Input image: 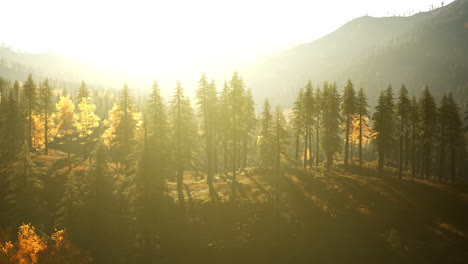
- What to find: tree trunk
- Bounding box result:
[295,133,300,167]
[316,116,320,166]
[308,125,313,168]
[303,126,308,169]
[399,118,404,178]
[344,114,350,166]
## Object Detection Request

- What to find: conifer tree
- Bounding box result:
[356,87,369,168]
[7,142,43,226]
[342,79,356,166]
[258,99,274,167]
[273,105,289,182]
[103,84,138,172]
[76,81,89,105]
[321,82,342,169]
[372,85,395,175]
[239,88,257,170]
[218,81,232,173]
[169,81,197,209]
[39,79,54,155]
[1,92,23,160]
[55,170,81,232]
[195,74,218,197]
[302,81,314,168]
[22,74,37,148]
[314,86,322,166]
[228,72,245,203]
[418,86,437,179]
[410,96,418,177]
[292,88,304,166]
[396,84,411,177]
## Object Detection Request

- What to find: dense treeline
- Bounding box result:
[0,73,466,263]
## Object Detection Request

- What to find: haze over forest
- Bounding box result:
[0,1,467,264]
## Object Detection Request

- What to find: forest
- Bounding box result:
[0,72,467,264]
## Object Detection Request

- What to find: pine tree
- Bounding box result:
[76,81,89,105]
[22,74,37,149]
[372,85,395,176]
[239,88,257,170]
[7,142,43,226]
[342,79,356,166]
[396,84,411,177]
[82,143,116,263]
[195,74,218,197]
[39,79,54,155]
[321,82,342,169]
[273,105,289,182]
[103,84,138,172]
[292,88,304,166]
[410,96,418,177]
[302,81,314,168]
[1,91,23,160]
[218,81,232,174]
[418,86,437,179]
[55,170,81,232]
[227,72,247,203]
[76,97,100,159]
[257,99,274,167]
[169,81,197,209]
[356,87,369,168]
[314,86,322,166]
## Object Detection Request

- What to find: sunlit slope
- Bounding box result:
[247,0,468,106]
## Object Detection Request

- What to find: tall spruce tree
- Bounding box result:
[418,86,437,179]
[292,88,304,166]
[396,84,411,177]
[195,74,218,197]
[22,74,37,149]
[342,79,356,166]
[372,85,395,176]
[39,79,54,155]
[356,87,369,168]
[321,82,342,169]
[258,99,274,167]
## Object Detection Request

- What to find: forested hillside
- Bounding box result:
[246,0,468,106]
[0,72,466,263]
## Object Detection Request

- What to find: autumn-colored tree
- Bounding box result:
[76,97,100,159]
[55,96,77,160]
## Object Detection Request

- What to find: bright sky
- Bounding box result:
[0,0,454,77]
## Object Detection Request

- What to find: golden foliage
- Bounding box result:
[76,97,100,142]
[31,111,57,151]
[0,224,91,264]
[55,96,77,138]
[349,115,372,146]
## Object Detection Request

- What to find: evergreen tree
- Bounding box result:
[228,72,246,203]
[396,84,411,177]
[169,81,197,209]
[292,88,304,166]
[22,74,37,148]
[302,81,314,168]
[356,87,369,168]
[239,88,257,170]
[218,81,232,173]
[103,84,138,172]
[273,105,289,182]
[257,99,274,167]
[55,170,81,232]
[76,81,89,105]
[372,85,395,175]
[418,86,437,179]
[39,79,54,155]
[321,82,342,169]
[1,91,23,160]
[195,74,218,197]
[342,79,356,166]
[410,96,418,177]
[7,142,43,226]
[314,86,322,166]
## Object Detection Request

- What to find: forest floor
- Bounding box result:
[166,165,468,264]
[6,151,467,263]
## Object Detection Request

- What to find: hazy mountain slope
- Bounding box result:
[245,0,468,107]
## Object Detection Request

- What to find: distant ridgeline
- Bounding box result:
[245,0,468,107]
